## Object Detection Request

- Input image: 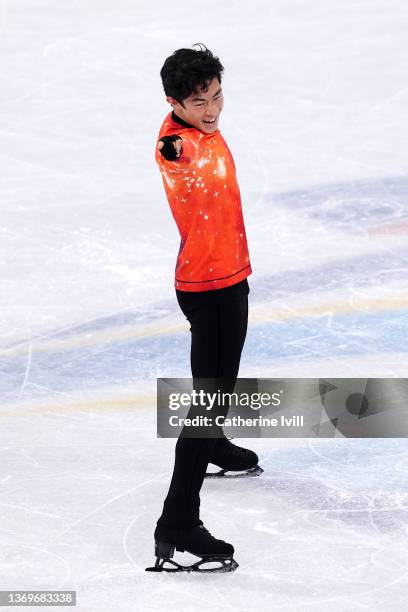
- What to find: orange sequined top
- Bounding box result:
[156,111,252,292]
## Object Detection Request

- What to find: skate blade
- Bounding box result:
[146,557,238,573]
[205,465,264,479]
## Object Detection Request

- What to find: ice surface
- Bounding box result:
[1,0,408,610]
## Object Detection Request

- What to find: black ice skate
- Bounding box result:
[205,437,264,479]
[145,523,238,573]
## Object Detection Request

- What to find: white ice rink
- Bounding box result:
[1,0,408,610]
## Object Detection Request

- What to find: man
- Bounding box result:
[146,44,261,574]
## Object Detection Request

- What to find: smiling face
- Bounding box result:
[166,77,224,134]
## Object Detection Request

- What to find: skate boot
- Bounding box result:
[206,437,263,478]
[146,522,238,573]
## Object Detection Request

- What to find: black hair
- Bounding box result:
[160,43,224,106]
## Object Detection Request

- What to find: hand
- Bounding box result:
[157,135,183,161]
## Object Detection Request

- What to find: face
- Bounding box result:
[167,77,224,134]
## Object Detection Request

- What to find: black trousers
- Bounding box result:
[157,278,250,529]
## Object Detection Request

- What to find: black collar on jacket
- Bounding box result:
[171,111,194,129]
